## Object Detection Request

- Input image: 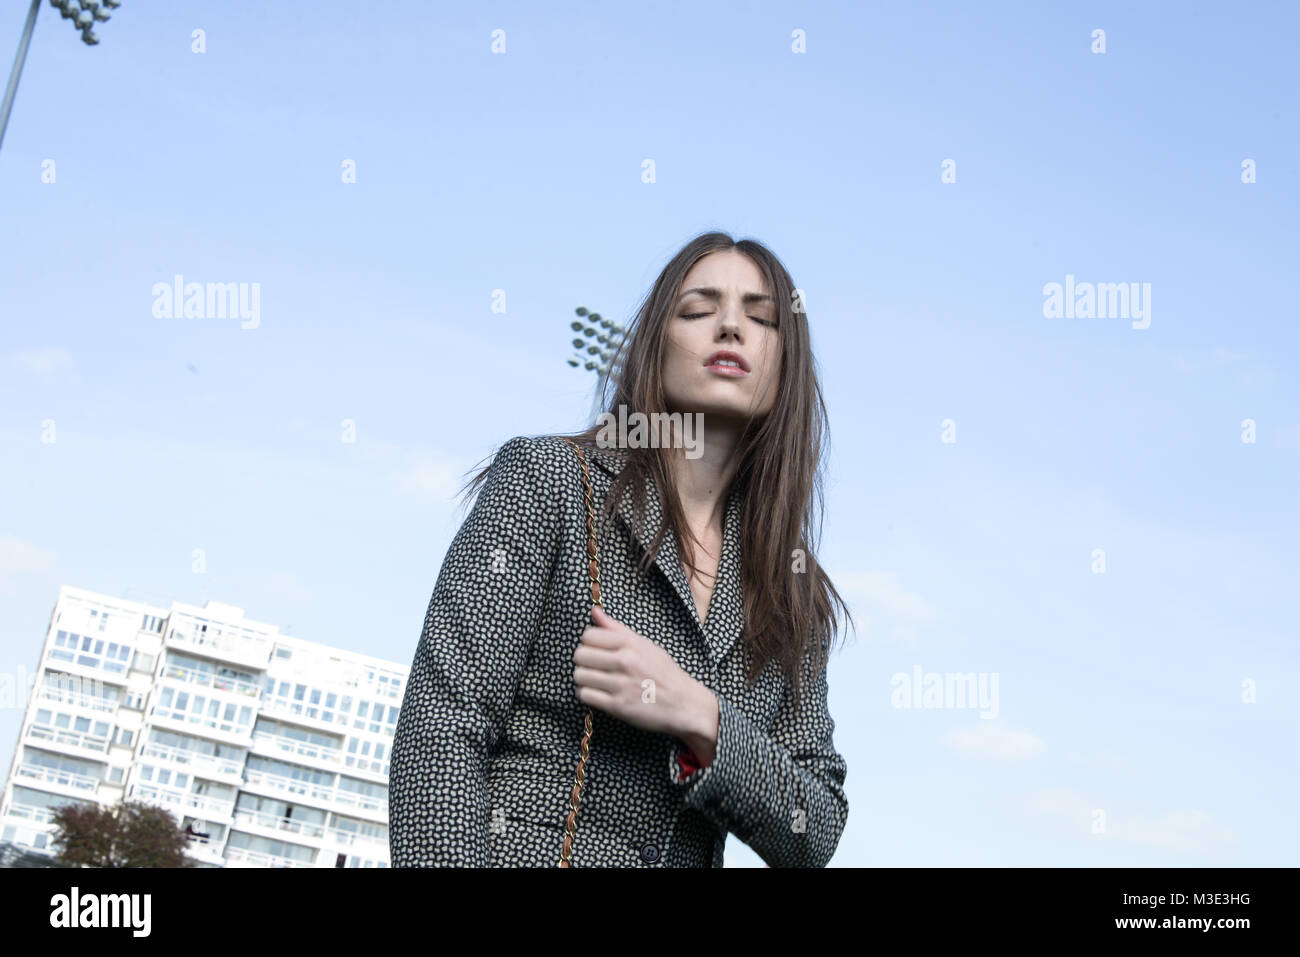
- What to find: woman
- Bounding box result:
[387,231,853,867]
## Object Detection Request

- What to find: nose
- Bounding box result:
[716,301,742,341]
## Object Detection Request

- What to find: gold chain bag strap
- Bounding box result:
[557,437,601,867]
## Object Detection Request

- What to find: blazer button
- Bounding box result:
[639,842,661,864]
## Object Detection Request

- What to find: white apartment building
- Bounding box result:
[0,585,409,868]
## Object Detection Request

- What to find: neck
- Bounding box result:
[664,415,743,535]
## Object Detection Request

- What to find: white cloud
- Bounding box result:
[13,348,74,374]
[947,720,1045,761]
[1019,787,1236,856]
[0,535,57,596]
[838,570,941,641]
[1111,808,1236,855]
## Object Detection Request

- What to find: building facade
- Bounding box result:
[0,586,408,867]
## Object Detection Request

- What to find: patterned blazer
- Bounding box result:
[387,434,849,867]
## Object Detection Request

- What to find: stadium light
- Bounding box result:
[1,0,121,154]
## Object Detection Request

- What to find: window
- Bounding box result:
[140,765,154,781]
[117,728,134,747]
[36,709,51,725]
[74,716,90,733]
[109,767,124,784]
[294,684,306,702]
[93,721,109,737]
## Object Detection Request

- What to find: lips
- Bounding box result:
[703,350,750,372]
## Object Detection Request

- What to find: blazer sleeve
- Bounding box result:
[667,646,849,867]
[387,435,561,867]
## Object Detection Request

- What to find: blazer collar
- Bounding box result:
[583,443,744,663]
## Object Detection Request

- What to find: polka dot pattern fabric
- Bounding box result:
[387,434,849,867]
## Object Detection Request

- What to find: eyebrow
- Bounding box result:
[677,286,774,306]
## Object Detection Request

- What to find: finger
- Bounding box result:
[576,685,614,710]
[573,645,621,671]
[572,665,620,693]
[591,604,623,629]
[579,625,622,649]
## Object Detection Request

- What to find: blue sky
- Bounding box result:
[1,1,1296,866]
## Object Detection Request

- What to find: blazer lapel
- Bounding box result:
[584,443,744,663]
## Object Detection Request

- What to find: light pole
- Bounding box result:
[567,307,626,425]
[0,0,121,155]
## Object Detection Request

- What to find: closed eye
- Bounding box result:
[682,312,776,328]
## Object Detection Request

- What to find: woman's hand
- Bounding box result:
[572,605,717,755]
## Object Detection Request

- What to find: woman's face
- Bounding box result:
[661,249,782,423]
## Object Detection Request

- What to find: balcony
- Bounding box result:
[5,802,57,825]
[325,826,388,848]
[231,807,326,840]
[250,731,342,769]
[331,789,388,817]
[223,845,314,868]
[36,685,118,714]
[260,697,345,734]
[26,723,111,758]
[146,706,254,747]
[241,768,334,804]
[184,837,226,867]
[139,741,244,781]
[130,782,235,820]
[15,763,99,794]
[166,627,271,671]
[159,662,262,699]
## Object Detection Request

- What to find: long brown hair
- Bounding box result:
[461,231,853,709]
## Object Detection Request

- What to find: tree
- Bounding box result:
[49,799,196,868]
